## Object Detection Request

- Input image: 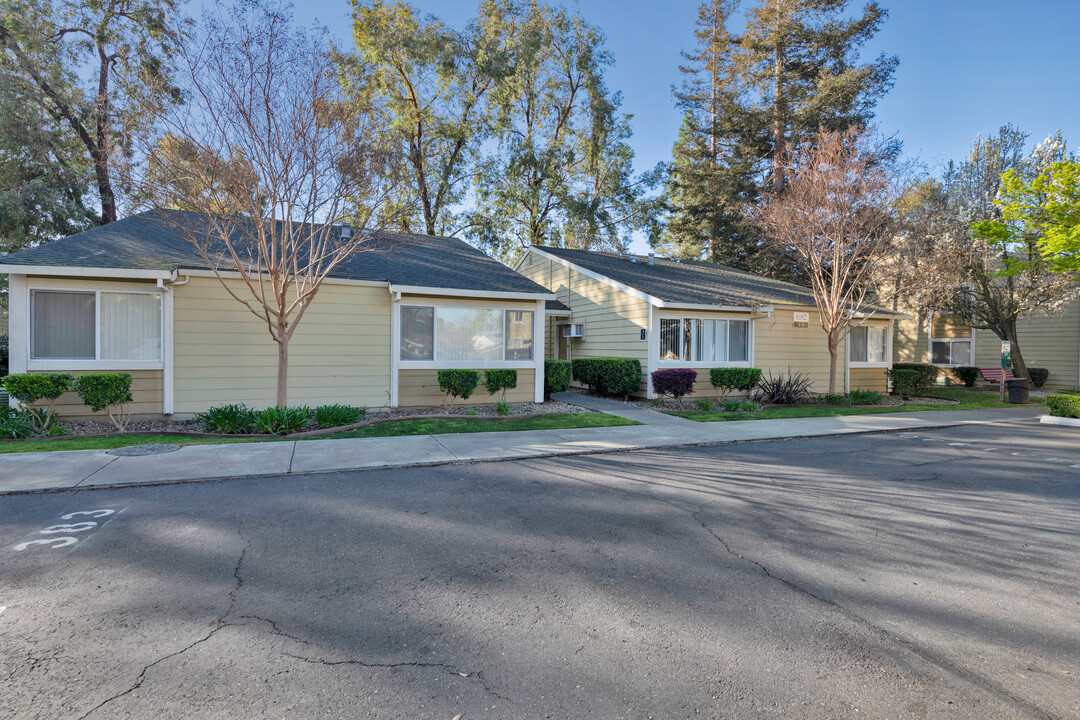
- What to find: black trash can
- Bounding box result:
[1006,378,1030,404]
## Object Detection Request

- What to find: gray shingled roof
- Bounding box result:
[535,246,900,315]
[0,210,551,296]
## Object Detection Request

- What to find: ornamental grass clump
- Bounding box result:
[313,404,366,429]
[195,404,256,434]
[756,371,813,405]
[848,389,884,405]
[253,406,312,435]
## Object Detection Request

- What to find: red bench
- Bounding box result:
[978,367,1016,384]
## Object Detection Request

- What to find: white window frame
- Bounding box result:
[398,304,536,369]
[27,286,165,371]
[928,337,975,367]
[655,314,753,368]
[848,323,891,368]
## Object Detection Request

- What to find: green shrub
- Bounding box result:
[952,366,979,387]
[1028,367,1049,388]
[73,373,134,431]
[887,368,921,397]
[495,401,512,415]
[195,403,255,434]
[849,389,884,405]
[0,407,36,439]
[721,399,758,413]
[650,368,697,400]
[2,373,73,431]
[821,393,849,406]
[892,363,938,394]
[695,398,712,411]
[484,369,518,402]
[1046,394,1080,418]
[313,404,366,429]
[757,371,813,405]
[571,357,641,397]
[544,359,572,398]
[437,369,480,409]
[709,367,763,399]
[253,406,312,435]
[649,398,664,408]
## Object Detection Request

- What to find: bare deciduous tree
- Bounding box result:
[754,126,904,393]
[135,0,404,407]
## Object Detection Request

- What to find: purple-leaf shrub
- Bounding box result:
[651,368,698,400]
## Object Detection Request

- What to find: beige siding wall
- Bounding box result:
[849,367,888,393]
[50,370,163,419]
[973,301,1080,390]
[173,277,392,412]
[518,253,650,392]
[754,308,841,393]
[398,368,536,407]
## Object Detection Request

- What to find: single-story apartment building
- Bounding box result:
[516,246,901,398]
[0,210,554,417]
[893,301,1080,390]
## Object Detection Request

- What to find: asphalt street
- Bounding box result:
[1,418,1077,719]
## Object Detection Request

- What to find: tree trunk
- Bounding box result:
[276,338,289,408]
[827,327,840,394]
[771,35,785,193]
[1003,319,1028,380]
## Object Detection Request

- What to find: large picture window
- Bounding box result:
[849,325,887,364]
[931,339,972,366]
[30,289,162,362]
[400,306,534,363]
[659,317,749,363]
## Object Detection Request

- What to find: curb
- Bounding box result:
[0,420,996,498]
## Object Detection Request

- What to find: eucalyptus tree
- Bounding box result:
[340,0,513,236]
[467,0,657,263]
[0,0,189,224]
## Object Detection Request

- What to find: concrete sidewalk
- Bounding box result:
[0,401,1045,495]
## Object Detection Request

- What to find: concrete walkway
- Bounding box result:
[0,402,1045,495]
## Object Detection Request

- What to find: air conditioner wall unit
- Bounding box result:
[563,324,584,338]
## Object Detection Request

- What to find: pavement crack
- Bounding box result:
[689,507,1058,720]
[281,653,511,704]
[75,523,251,720]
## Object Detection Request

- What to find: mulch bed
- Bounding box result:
[7,399,595,443]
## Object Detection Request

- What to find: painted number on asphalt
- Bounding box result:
[11,508,121,552]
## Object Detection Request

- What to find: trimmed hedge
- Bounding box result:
[952,366,979,387]
[484,369,518,401]
[890,363,938,396]
[651,368,697,400]
[1,373,73,430]
[1046,394,1080,419]
[571,357,642,397]
[709,367,762,399]
[1028,367,1049,389]
[544,359,572,398]
[437,369,480,409]
[73,373,134,431]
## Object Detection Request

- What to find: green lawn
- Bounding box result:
[668,388,1044,422]
[0,413,637,454]
[312,412,638,439]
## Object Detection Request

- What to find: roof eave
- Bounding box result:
[0,264,176,280]
[388,283,555,301]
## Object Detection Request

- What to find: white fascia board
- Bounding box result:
[0,264,174,280]
[546,310,572,317]
[656,301,775,314]
[526,247,660,306]
[176,267,388,288]
[389,283,555,301]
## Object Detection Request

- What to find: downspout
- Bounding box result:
[389,286,401,408]
[156,273,189,415]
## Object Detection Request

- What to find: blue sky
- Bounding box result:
[285,0,1080,249]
